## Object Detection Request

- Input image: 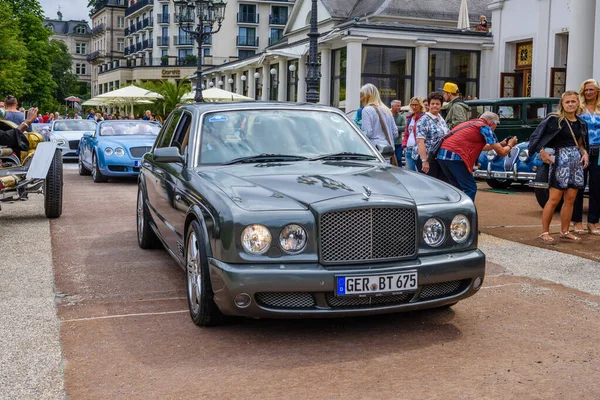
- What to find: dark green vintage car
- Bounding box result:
[137,102,485,326]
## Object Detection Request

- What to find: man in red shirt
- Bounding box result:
[437,112,517,201]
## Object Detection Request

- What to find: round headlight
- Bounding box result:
[279,224,307,253]
[486,150,497,161]
[114,147,125,157]
[518,149,529,162]
[450,214,470,243]
[423,218,445,247]
[104,147,114,156]
[241,224,271,255]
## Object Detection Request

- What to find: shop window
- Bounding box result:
[428,49,479,99]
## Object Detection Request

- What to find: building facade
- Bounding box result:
[487,0,600,98]
[92,0,295,94]
[201,0,494,112]
[43,14,92,86]
[89,0,128,96]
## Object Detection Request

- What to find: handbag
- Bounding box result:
[371,105,399,166]
[427,120,485,163]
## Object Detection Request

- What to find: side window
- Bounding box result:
[171,112,193,154]
[526,102,548,120]
[469,105,492,118]
[497,105,521,121]
[155,111,182,148]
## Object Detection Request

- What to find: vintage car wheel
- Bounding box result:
[186,220,224,327]
[78,153,91,176]
[92,152,107,183]
[533,168,563,210]
[136,187,160,249]
[485,179,511,190]
[44,149,63,218]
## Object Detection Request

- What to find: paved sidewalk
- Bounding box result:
[0,198,65,400]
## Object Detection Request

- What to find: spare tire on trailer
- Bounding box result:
[44,148,63,218]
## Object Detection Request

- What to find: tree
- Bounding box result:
[2,0,43,20]
[139,80,191,117]
[0,2,27,98]
[48,39,80,102]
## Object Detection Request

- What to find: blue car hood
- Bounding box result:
[198,161,461,211]
[98,135,157,148]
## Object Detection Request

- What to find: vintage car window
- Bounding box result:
[197,109,377,165]
[53,120,97,131]
[99,121,160,136]
[469,105,492,119]
[171,112,193,155]
[497,105,521,121]
[155,110,182,148]
[526,103,548,120]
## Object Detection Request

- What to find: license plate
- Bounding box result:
[336,271,418,296]
[134,160,139,167]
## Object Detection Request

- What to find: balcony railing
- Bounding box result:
[269,35,283,46]
[126,24,137,35]
[91,0,126,16]
[86,50,103,62]
[142,16,153,27]
[91,23,105,35]
[236,36,259,47]
[237,13,259,23]
[125,0,154,17]
[157,13,169,23]
[156,36,169,46]
[174,35,194,46]
[142,39,153,49]
[136,21,142,30]
[269,14,288,25]
[135,42,142,51]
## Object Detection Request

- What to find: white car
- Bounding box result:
[48,120,97,160]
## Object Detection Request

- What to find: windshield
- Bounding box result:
[100,121,160,136]
[197,109,376,165]
[53,120,97,131]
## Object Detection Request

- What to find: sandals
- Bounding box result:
[571,223,585,234]
[588,225,600,236]
[539,232,555,243]
[559,231,581,241]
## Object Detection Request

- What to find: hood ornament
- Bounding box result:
[362,186,372,201]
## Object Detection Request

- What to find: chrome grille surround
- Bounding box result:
[319,207,417,264]
[418,280,463,300]
[130,146,152,158]
[255,292,316,309]
[326,292,412,308]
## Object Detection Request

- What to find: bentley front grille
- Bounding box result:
[319,207,417,264]
[255,292,316,309]
[130,146,152,158]
[417,280,465,300]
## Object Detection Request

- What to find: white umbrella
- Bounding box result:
[457,0,470,29]
[182,87,253,102]
[97,85,163,114]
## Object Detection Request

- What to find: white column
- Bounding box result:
[278,58,287,101]
[248,67,256,100]
[479,44,495,99]
[235,72,242,95]
[594,0,600,79]
[532,0,551,97]
[343,36,367,112]
[414,40,435,98]
[261,65,269,101]
[487,1,504,97]
[297,55,307,102]
[566,0,596,89]
[319,46,332,105]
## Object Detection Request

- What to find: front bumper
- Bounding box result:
[99,160,142,176]
[208,249,485,318]
[473,162,536,182]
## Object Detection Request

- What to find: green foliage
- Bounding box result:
[138,80,192,117]
[0,3,27,98]
[3,0,43,21]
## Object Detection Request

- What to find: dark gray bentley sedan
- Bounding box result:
[137,102,485,326]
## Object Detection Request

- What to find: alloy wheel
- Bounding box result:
[187,231,201,315]
[137,191,144,243]
[92,154,97,180]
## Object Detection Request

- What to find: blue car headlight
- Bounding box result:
[486,150,496,161]
[114,147,125,157]
[518,149,529,162]
[104,147,114,156]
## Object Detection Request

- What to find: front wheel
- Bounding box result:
[78,152,90,176]
[137,186,160,249]
[486,179,511,189]
[44,149,63,218]
[92,152,107,183]
[186,220,224,327]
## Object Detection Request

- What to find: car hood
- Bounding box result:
[98,135,157,148]
[197,161,461,211]
[52,131,90,140]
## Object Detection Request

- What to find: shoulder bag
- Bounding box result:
[427,120,484,163]
[371,105,399,166]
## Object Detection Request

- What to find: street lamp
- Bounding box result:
[228,77,234,91]
[174,0,227,102]
[218,80,224,86]
[240,74,247,95]
[254,71,260,100]
[305,0,320,103]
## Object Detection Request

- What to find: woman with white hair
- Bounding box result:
[359,83,398,164]
[437,111,517,202]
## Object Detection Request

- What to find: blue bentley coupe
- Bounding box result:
[78,120,161,182]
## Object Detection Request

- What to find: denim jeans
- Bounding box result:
[395,145,403,167]
[404,147,418,171]
[438,159,477,202]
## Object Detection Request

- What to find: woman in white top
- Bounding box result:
[359,84,398,155]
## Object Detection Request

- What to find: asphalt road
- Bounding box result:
[2,168,600,399]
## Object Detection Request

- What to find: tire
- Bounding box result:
[136,186,160,249]
[44,149,63,218]
[92,152,107,183]
[78,152,90,176]
[534,168,563,210]
[186,220,224,327]
[486,179,511,190]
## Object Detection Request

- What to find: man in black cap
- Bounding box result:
[0,107,38,151]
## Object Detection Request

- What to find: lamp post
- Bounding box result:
[270,67,277,100]
[305,0,320,103]
[241,74,247,96]
[288,64,297,101]
[174,0,227,102]
[254,71,260,100]
[228,77,234,92]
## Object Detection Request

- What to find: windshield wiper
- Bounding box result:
[309,152,378,161]
[224,154,308,165]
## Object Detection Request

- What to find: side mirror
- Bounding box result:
[83,132,92,137]
[376,144,395,158]
[154,146,184,163]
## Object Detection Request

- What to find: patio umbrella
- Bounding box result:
[97,85,163,114]
[181,87,253,102]
[457,0,470,29]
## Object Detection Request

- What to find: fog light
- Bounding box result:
[234,293,252,308]
[473,277,483,290]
